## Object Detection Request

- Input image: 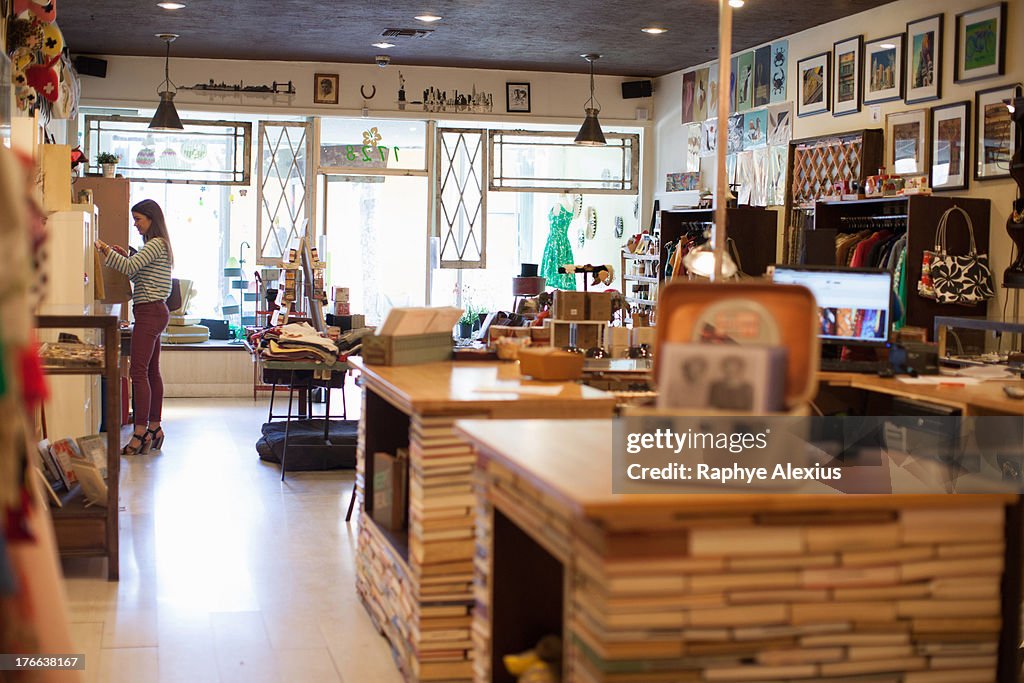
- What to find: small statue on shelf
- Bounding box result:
[503,635,562,683]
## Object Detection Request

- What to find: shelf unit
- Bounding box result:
[352,360,615,682]
[620,250,661,311]
[807,195,991,336]
[660,206,779,281]
[37,305,121,581]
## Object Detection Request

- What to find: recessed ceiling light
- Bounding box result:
[728,0,744,7]
[880,42,896,49]
[641,27,668,34]
[373,42,395,49]
[157,2,186,8]
[415,14,442,22]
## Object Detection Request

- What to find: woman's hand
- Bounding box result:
[94,239,109,256]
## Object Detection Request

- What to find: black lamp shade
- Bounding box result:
[150,91,184,131]
[575,108,606,146]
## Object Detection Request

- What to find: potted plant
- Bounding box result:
[96,152,120,178]
[457,307,477,339]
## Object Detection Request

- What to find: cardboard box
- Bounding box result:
[587,291,614,321]
[606,327,630,349]
[333,301,351,316]
[372,450,408,531]
[333,287,350,302]
[631,326,657,348]
[529,326,552,345]
[553,290,586,320]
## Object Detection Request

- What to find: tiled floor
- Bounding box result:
[62,396,404,683]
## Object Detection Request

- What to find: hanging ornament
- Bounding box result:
[586,207,598,240]
[136,147,156,167]
[158,148,179,169]
[229,193,236,203]
[182,140,208,162]
[573,194,583,219]
[614,216,624,239]
[577,228,585,248]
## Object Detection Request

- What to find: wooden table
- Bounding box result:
[458,419,1023,683]
[819,371,1024,416]
[352,360,616,682]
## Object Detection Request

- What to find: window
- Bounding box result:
[436,128,487,268]
[83,115,251,185]
[256,121,312,264]
[489,130,639,193]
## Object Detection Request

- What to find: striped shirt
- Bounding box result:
[105,237,172,305]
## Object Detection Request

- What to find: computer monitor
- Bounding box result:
[771,265,892,346]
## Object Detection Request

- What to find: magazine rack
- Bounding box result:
[36,305,121,580]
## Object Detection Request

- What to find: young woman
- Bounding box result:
[95,199,173,454]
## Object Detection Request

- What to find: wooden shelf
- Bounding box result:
[621,252,659,261]
[622,274,658,283]
[41,366,106,375]
[625,296,656,306]
[36,309,121,581]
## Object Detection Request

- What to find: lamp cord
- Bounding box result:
[585,57,601,113]
[159,38,177,94]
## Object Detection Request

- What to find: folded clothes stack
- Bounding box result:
[260,322,341,365]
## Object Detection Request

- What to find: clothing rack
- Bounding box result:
[837,215,909,232]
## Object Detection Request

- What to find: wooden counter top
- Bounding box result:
[456,419,1018,524]
[820,371,1024,414]
[353,359,616,415]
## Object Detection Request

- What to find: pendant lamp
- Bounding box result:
[150,33,184,131]
[575,54,606,146]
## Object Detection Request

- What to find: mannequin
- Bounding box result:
[540,194,577,290]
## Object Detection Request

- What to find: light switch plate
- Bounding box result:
[870,105,881,122]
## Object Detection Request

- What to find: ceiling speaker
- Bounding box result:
[621,80,653,99]
[73,56,108,78]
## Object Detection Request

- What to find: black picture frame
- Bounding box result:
[905,13,943,105]
[863,33,905,105]
[974,83,1022,181]
[796,51,830,118]
[506,82,531,113]
[954,2,1007,84]
[930,100,971,192]
[832,35,863,116]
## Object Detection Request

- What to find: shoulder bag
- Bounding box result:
[917,206,994,305]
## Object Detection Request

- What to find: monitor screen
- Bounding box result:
[772,266,892,345]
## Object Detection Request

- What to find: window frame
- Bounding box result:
[488,129,640,195]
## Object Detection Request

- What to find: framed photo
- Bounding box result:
[955,2,1007,83]
[864,34,904,105]
[974,83,1021,180]
[930,101,970,191]
[313,73,339,105]
[506,82,531,113]
[886,108,929,176]
[796,52,830,117]
[832,35,863,116]
[905,14,943,104]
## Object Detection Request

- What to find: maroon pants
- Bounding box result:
[131,301,170,428]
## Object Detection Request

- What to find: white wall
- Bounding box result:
[79,55,650,124]
[654,0,1023,319]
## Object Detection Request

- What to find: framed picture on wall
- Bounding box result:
[796,52,830,117]
[905,14,943,104]
[506,82,531,113]
[974,83,1021,180]
[863,34,904,105]
[930,101,970,191]
[313,73,339,105]
[736,52,755,113]
[955,2,1007,84]
[886,109,928,176]
[832,35,863,116]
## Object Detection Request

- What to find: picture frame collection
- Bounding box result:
[789,1,1017,187]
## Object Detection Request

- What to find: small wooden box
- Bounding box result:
[517,347,585,381]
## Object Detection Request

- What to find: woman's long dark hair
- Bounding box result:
[131,199,174,265]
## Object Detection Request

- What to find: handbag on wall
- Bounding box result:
[917,206,994,305]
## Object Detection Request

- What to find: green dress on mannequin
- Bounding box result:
[540,201,576,290]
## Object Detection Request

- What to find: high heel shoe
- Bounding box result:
[122,430,152,455]
[147,426,165,451]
